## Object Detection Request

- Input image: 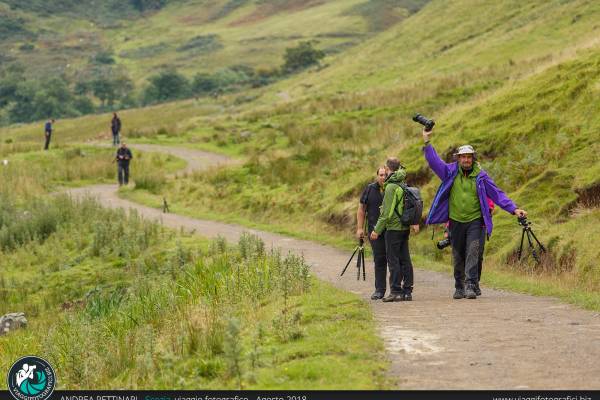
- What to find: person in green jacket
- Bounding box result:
[370,157,419,302]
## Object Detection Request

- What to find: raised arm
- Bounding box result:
[422,129,451,180]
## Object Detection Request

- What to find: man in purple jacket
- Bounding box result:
[422,128,527,299]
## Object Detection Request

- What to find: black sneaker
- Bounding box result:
[371,291,385,300]
[465,284,477,299]
[382,293,403,302]
[474,284,482,297]
[403,293,412,301]
[453,288,465,299]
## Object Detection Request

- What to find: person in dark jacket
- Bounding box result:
[111,113,122,146]
[115,142,133,186]
[370,158,419,302]
[43,119,55,150]
[422,128,526,299]
[356,166,388,300]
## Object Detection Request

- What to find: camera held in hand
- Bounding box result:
[413,113,435,131]
[437,237,451,250]
[436,224,451,250]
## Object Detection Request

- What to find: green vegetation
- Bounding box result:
[0,0,426,124]
[282,41,325,73]
[0,137,388,389]
[0,144,185,194]
[1,1,600,391]
[0,196,387,389]
[44,0,596,310]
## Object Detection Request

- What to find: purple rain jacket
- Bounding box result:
[423,143,518,236]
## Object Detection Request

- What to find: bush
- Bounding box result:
[92,51,116,65]
[134,171,167,193]
[144,70,190,104]
[282,41,325,73]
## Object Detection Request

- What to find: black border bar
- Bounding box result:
[0,389,595,400]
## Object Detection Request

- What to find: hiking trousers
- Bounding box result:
[44,132,51,150]
[112,130,120,146]
[118,162,130,185]
[449,218,486,288]
[368,232,387,295]
[384,230,413,294]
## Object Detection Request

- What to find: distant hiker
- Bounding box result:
[356,166,388,300]
[43,119,55,150]
[422,128,526,300]
[370,158,419,302]
[111,112,122,146]
[115,142,133,186]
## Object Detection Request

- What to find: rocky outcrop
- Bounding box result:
[0,313,27,335]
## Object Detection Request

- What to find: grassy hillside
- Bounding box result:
[0,0,428,83]
[1,0,600,311]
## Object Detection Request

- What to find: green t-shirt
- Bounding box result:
[449,164,482,223]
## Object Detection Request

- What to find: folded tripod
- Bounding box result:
[340,238,366,281]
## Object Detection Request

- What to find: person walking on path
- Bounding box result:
[115,142,133,186]
[357,166,388,300]
[44,119,55,150]
[111,113,122,146]
[422,128,526,299]
[370,158,419,302]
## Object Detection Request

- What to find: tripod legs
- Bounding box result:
[361,247,366,281]
[518,227,546,263]
[340,246,359,277]
[518,227,526,260]
[340,245,366,281]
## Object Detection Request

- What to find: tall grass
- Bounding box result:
[0,225,321,388]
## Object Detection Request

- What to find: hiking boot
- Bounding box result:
[371,291,385,300]
[403,293,412,301]
[465,284,477,299]
[474,284,482,297]
[382,293,403,302]
[453,288,465,299]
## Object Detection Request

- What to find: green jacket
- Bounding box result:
[449,163,482,223]
[374,169,409,234]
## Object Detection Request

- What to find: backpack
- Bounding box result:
[393,183,423,226]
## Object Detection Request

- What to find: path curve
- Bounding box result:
[67,144,600,389]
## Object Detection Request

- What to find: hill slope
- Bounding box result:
[1,0,599,307]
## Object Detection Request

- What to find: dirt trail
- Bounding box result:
[67,144,600,389]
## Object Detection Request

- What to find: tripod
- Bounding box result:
[340,238,366,281]
[517,217,546,263]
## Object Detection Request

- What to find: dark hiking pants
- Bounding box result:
[369,233,387,295]
[449,218,486,289]
[44,133,51,150]
[112,129,120,146]
[118,162,130,185]
[384,230,413,294]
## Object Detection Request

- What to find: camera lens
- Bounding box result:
[437,238,451,250]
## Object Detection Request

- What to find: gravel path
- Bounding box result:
[67,144,600,389]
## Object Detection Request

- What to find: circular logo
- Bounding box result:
[7,356,56,400]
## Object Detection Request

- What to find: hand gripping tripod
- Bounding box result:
[517,216,546,263]
[340,238,366,280]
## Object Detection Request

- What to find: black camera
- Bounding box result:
[517,216,530,227]
[437,238,451,250]
[436,224,451,249]
[413,113,435,131]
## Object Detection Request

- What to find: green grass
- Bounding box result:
[0,143,186,196]
[0,197,389,389]
[0,148,389,389]
[3,1,599,312]
[1,0,424,87]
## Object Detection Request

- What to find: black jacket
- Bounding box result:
[116,147,132,164]
[111,117,121,133]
